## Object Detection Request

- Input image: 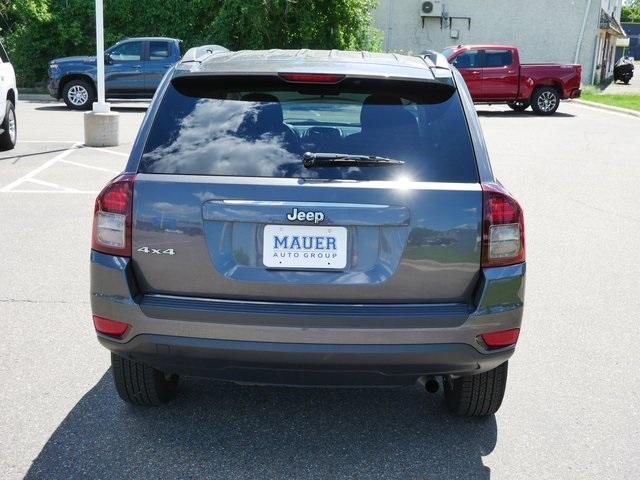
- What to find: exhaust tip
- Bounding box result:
[424,376,440,394]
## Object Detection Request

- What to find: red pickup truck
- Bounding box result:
[443,45,582,115]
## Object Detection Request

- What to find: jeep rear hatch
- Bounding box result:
[129,74,484,303]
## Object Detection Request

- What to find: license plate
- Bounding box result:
[263,225,348,270]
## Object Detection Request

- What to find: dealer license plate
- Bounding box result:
[263,225,348,270]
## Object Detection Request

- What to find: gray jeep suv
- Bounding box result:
[90,49,525,416]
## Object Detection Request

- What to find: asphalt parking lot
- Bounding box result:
[1,99,639,479]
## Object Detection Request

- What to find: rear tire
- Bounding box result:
[531,86,560,115]
[444,361,508,417]
[507,100,530,112]
[62,78,95,110]
[0,100,16,151]
[111,353,179,406]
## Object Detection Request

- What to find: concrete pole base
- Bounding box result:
[84,111,120,147]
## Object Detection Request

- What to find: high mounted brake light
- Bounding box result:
[91,173,135,257]
[278,73,345,84]
[481,183,525,267]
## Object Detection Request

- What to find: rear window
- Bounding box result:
[149,41,170,60]
[140,77,478,183]
[485,50,513,67]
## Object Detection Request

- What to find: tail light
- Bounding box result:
[92,173,135,257]
[481,183,525,267]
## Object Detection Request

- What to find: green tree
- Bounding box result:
[621,0,640,22]
[3,0,382,87]
[0,0,19,35]
[213,0,382,51]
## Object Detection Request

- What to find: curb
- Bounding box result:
[571,99,640,118]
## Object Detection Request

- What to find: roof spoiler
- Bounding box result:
[421,50,452,79]
[422,50,450,69]
[180,45,229,64]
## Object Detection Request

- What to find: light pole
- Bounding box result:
[93,0,109,113]
[84,0,119,146]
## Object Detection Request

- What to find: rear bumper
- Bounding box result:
[100,334,513,385]
[90,251,524,384]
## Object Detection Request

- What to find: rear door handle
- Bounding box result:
[471,70,481,75]
[132,64,142,69]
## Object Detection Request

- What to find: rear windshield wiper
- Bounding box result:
[303,152,405,168]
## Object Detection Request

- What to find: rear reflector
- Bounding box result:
[92,173,135,256]
[278,73,345,84]
[480,328,520,348]
[93,315,130,338]
[481,183,525,267]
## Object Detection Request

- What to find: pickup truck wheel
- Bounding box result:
[111,353,179,406]
[507,100,530,112]
[444,361,508,416]
[62,79,95,110]
[0,100,17,151]
[531,87,560,115]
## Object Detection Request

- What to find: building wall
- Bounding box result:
[621,23,640,59]
[600,0,623,17]
[592,0,624,81]
[373,0,603,82]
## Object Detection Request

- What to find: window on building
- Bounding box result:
[485,50,513,67]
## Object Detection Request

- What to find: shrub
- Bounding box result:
[0,0,382,87]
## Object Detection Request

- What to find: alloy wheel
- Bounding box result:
[537,91,557,113]
[7,109,16,144]
[68,85,89,106]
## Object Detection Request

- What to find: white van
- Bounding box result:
[0,41,17,151]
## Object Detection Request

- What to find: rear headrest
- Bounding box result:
[240,93,284,126]
[360,94,417,133]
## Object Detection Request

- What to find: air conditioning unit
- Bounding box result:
[421,0,443,17]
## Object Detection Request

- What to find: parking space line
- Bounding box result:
[0,142,81,192]
[6,189,99,194]
[24,178,80,193]
[60,159,120,174]
[83,146,129,157]
[20,140,79,144]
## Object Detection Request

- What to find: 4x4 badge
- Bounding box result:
[286,208,325,224]
[137,247,176,255]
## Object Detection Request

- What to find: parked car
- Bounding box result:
[90,49,525,416]
[47,37,183,110]
[442,44,582,115]
[0,41,17,151]
[614,56,634,84]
